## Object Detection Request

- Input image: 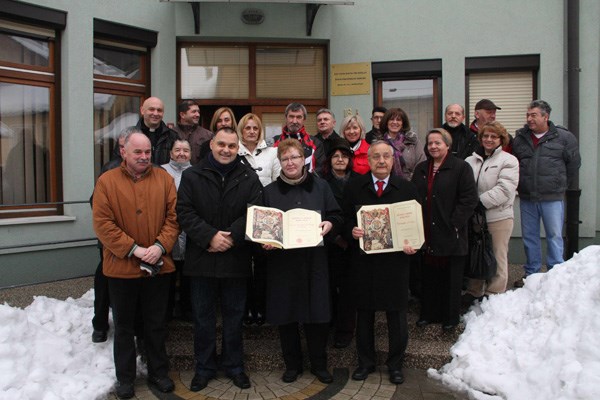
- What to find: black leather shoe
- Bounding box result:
[333,338,351,349]
[190,374,212,391]
[243,310,255,326]
[442,324,457,332]
[416,319,430,327]
[255,311,265,326]
[389,369,405,384]
[148,375,175,393]
[311,369,333,384]
[351,366,375,380]
[92,329,107,343]
[513,278,525,288]
[228,372,251,389]
[115,381,134,399]
[282,369,302,383]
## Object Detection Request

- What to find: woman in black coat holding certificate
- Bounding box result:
[340,140,419,385]
[262,138,343,384]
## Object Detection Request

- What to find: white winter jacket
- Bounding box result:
[238,140,281,187]
[465,147,519,223]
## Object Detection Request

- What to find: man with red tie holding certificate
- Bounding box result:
[340,140,420,385]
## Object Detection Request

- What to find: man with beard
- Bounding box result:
[273,102,317,173]
[171,100,213,164]
[442,103,480,160]
[469,99,513,152]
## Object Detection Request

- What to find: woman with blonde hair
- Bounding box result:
[237,113,280,325]
[210,107,238,132]
[339,114,370,175]
[465,121,519,298]
[411,128,478,331]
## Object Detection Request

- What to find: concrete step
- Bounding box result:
[166,309,461,371]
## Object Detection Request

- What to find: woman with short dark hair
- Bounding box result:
[262,138,343,384]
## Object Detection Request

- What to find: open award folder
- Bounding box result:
[357,200,425,254]
[246,205,323,249]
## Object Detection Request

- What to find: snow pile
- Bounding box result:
[430,245,600,400]
[0,290,115,400]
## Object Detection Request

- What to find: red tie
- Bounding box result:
[376,180,384,197]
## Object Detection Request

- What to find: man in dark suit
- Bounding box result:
[341,140,419,385]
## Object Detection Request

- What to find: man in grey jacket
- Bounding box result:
[512,100,581,287]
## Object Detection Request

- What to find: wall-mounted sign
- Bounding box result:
[331,62,371,96]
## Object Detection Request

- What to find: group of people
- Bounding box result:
[91,96,580,399]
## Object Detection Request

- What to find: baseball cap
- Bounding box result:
[474,99,501,110]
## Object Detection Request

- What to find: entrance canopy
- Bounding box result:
[159,0,354,35]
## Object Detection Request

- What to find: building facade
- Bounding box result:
[1,0,598,287]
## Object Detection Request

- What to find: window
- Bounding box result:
[178,43,327,135]
[93,20,156,179]
[0,17,62,218]
[373,59,442,141]
[255,46,325,99]
[466,55,539,134]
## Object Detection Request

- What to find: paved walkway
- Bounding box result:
[0,276,478,400]
[106,368,465,399]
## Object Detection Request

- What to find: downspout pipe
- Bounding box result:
[565,0,581,259]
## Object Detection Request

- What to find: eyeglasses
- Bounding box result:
[369,153,393,160]
[332,154,349,160]
[481,134,500,140]
[280,155,304,164]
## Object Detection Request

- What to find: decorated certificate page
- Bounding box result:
[357,200,424,254]
[246,205,323,249]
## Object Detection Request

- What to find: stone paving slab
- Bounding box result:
[104,368,468,400]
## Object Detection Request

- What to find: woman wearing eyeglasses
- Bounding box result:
[464,122,519,299]
[262,138,343,384]
[322,138,359,348]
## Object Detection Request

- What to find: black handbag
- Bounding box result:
[466,209,497,280]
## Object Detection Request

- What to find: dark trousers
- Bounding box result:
[356,310,407,370]
[190,276,247,376]
[278,322,329,371]
[328,244,356,341]
[108,274,171,383]
[92,249,110,331]
[246,247,267,316]
[420,255,466,326]
[408,252,422,299]
[168,260,191,320]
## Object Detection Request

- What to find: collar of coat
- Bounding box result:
[275,170,315,194]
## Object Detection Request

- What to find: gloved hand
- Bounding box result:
[140,259,163,277]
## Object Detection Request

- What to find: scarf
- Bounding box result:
[279,167,308,186]
[385,132,407,178]
[207,152,238,177]
[274,126,317,172]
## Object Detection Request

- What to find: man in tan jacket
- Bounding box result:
[93,129,179,399]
